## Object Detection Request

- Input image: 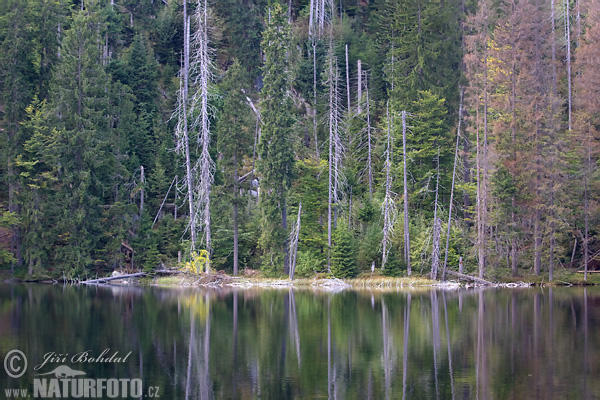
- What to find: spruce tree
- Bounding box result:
[331,223,357,278]
[257,2,295,275]
[215,59,253,275]
[47,11,121,274]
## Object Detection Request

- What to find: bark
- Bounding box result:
[442,90,463,281]
[181,5,197,251]
[584,124,590,282]
[233,150,239,276]
[431,150,441,280]
[564,0,572,130]
[381,103,397,269]
[312,42,319,159]
[345,44,351,112]
[402,111,411,274]
[365,71,373,200]
[140,165,145,215]
[288,204,301,280]
[81,272,147,285]
[357,60,362,114]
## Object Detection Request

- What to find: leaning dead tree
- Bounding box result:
[381,102,398,269]
[442,90,463,281]
[173,0,215,269]
[288,203,302,280]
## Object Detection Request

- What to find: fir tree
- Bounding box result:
[257,2,295,275]
[46,10,121,274]
[215,59,253,275]
[331,223,357,278]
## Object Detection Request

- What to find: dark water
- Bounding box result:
[0,284,598,399]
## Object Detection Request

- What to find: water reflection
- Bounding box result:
[0,285,599,399]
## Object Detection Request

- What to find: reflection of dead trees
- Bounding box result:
[185,294,212,400]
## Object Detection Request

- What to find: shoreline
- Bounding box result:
[3,271,595,290]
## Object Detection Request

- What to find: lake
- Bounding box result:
[0,284,598,399]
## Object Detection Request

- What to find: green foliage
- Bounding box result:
[257,2,295,274]
[357,223,382,271]
[295,250,326,277]
[382,247,404,276]
[331,224,357,278]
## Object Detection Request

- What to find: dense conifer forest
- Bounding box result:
[0,0,598,281]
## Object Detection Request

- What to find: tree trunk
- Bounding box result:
[357,60,362,114]
[431,150,441,280]
[365,72,373,200]
[182,6,197,251]
[345,44,351,112]
[233,151,239,276]
[442,90,463,281]
[402,111,411,275]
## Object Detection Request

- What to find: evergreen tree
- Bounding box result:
[0,0,37,269]
[215,59,254,274]
[258,2,295,275]
[46,10,122,274]
[406,90,451,209]
[331,223,357,278]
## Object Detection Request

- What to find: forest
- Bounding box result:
[0,0,598,281]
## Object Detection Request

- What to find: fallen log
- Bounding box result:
[81,272,147,285]
[445,270,494,285]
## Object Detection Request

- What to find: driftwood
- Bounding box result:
[445,270,494,285]
[81,272,147,285]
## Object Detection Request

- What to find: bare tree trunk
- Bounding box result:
[192,0,215,271]
[481,22,489,279]
[140,165,145,215]
[510,6,518,276]
[345,44,351,112]
[312,42,319,159]
[402,111,411,275]
[328,57,333,271]
[584,124,590,282]
[357,60,362,114]
[431,150,441,280]
[382,103,398,269]
[326,42,345,270]
[288,204,301,280]
[233,151,239,276]
[564,0,572,131]
[283,199,289,275]
[181,5,197,251]
[442,90,463,281]
[534,116,542,276]
[365,71,373,200]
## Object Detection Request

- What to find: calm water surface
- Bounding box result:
[0,284,598,399]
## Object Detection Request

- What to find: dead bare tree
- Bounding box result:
[288,204,302,280]
[174,2,197,252]
[442,90,463,281]
[402,111,412,275]
[173,0,215,267]
[326,45,345,269]
[381,103,398,269]
[431,150,441,280]
[190,0,216,271]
